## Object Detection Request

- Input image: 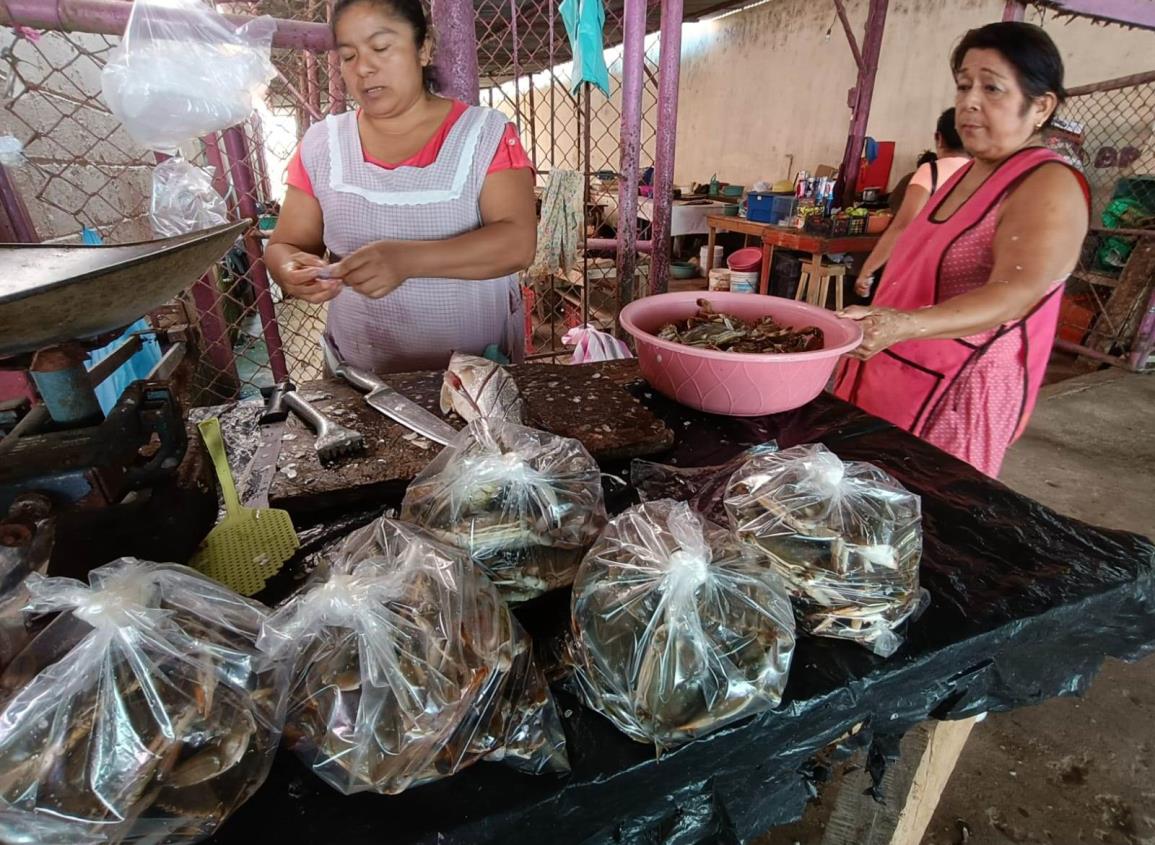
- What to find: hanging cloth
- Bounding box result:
[559,0,611,98]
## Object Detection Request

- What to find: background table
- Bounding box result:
[705,214,880,296]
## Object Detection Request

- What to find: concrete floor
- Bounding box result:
[760,371,1155,845]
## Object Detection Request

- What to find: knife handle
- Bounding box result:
[321,334,385,393]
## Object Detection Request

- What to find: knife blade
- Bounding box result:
[250,383,291,507]
[321,335,459,446]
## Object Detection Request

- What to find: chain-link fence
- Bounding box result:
[477,0,662,358]
[1054,73,1155,369]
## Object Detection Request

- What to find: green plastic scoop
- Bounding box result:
[190,418,299,596]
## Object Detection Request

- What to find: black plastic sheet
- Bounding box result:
[207,389,1155,845]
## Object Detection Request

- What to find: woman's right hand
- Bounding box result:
[854,273,876,298]
[277,252,341,304]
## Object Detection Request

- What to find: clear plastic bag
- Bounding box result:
[0,558,284,845]
[100,0,275,153]
[562,324,633,363]
[259,518,568,796]
[401,419,606,603]
[570,500,796,749]
[150,156,229,238]
[725,444,924,657]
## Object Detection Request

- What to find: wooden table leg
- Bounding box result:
[821,716,978,845]
[760,243,774,295]
[705,223,717,280]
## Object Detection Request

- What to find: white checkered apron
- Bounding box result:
[301,106,525,372]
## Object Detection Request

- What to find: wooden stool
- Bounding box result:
[795,260,848,311]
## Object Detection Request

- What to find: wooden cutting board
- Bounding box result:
[267,360,673,515]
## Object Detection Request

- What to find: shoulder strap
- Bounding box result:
[929,160,939,194]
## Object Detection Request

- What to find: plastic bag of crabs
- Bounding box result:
[257,518,569,796]
[0,558,285,845]
[570,500,796,750]
[400,418,606,604]
[724,443,925,658]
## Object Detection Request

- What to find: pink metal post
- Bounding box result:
[1128,284,1155,370]
[0,0,333,50]
[430,0,480,105]
[650,0,683,296]
[837,0,889,208]
[0,165,38,243]
[615,0,647,315]
[326,1,345,114]
[510,0,523,132]
[1003,1,1027,21]
[305,52,322,119]
[221,126,289,383]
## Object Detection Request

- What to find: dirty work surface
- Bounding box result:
[267,361,673,514]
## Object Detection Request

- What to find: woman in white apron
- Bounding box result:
[267,0,536,372]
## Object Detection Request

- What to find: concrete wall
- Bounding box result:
[674,0,1155,189]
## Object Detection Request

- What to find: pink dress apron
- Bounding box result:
[834,147,1090,477]
[299,106,525,373]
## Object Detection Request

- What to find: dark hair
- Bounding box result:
[935,108,964,152]
[951,22,1065,126]
[916,149,938,167]
[332,0,439,93]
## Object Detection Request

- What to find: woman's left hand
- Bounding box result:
[838,306,922,360]
[329,241,410,299]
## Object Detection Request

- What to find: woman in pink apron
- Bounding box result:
[834,22,1090,478]
[266,0,536,372]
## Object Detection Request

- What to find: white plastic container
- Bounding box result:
[730,271,758,294]
[699,245,724,273]
[708,269,731,292]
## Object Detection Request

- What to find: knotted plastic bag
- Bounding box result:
[100,0,275,153]
[570,500,796,749]
[150,156,229,238]
[401,419,606,603]
[259,518,568,796]
[562,324,633,364]
[725,443,924,657]
[0,559,283,845]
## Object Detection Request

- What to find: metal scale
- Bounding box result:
[0,221,246,580]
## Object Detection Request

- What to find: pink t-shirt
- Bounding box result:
[285,100,532,197]
[908,156,970,194]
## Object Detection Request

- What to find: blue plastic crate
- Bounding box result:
[747,192,795,224]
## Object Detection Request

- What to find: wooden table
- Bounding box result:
[705,215,880,296]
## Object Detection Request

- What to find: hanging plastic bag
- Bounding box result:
[150,156,229,238]
[258,518,569,796]
[0,559,284,845]
[631,442,779,526]
[562,323,633,364]
[401,418,606,603]
[570,500,796,749]
[100,0,275,153]
[725,444,925,657]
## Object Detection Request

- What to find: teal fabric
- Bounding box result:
[81,227,163,413]
[559,0,610,98]
[483,343,511,365]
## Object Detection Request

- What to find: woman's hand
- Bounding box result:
[329,241,409,299]
[278,251,342,304]
[839,306,922,360]
[854,274,876,298]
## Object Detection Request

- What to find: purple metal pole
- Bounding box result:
[510,0,523,133]
[837,0,889,208]
[0,0,333,51]
[430,0,480,105]
[305,52,322,119]
[221,127,289,383]
[202,132,236,219]
[249,115,273,205]
[326,0,345,114]
[1040,1,1155,30]
[549,0,556,169]
[1127,282,1155,370]
[651,0,683,296]
[615,0,646,314]
[1002,1,1026,21]
[0,165,38,243]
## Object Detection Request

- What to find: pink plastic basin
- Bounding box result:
[619,292,863,417]
[727,247,762,272]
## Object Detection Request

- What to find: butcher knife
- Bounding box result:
[321,334,459,446]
